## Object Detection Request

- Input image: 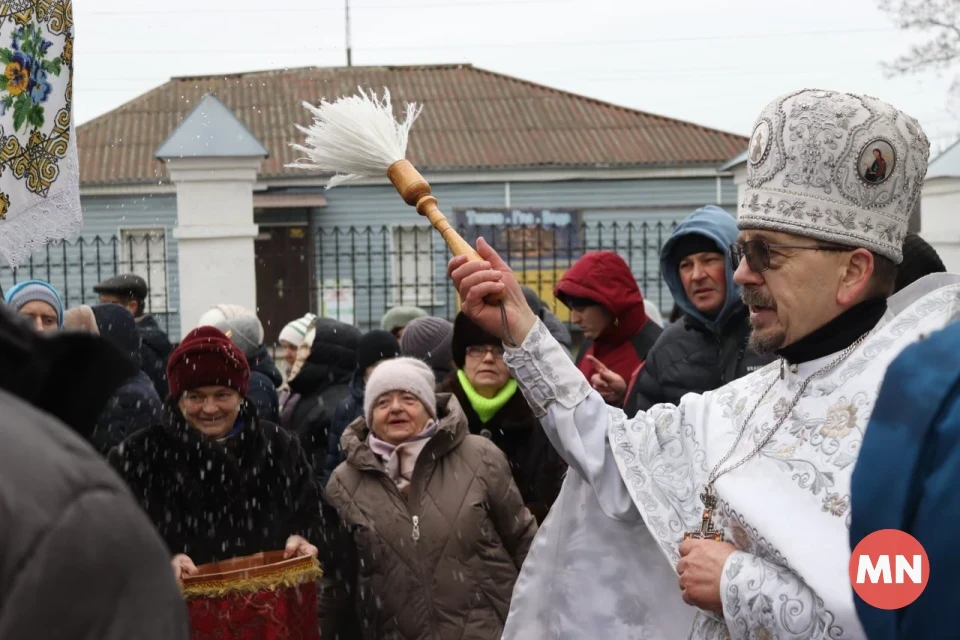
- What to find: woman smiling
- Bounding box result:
[439,313,565,522]
[109,326,325,581]
[326,357,536,639]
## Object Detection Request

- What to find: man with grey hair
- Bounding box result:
[450,90,960,639]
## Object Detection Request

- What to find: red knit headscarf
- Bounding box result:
[166,326,250,399]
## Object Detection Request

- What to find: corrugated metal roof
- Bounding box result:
[77,64,748,186]
[156,94,268,159]
[926,137,960,179]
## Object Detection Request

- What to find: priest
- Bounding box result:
[449,90,960,639]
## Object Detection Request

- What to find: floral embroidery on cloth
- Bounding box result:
[0,0,79,267]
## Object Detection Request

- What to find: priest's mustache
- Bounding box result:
[741,286,777,310]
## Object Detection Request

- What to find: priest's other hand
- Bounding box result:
[676,539,736,614]
[448,237,538,345]
[586,355,627,404]
[284,534,319,559]
[171,553,198,581]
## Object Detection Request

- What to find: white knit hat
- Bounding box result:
[279,313,317,347]
[740,89,929,264]
[363,357,438,428]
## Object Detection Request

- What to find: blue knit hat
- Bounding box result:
[4,280,64,328]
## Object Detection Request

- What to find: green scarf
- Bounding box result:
[457,369,518,424]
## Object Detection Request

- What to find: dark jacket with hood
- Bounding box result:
[0,304,188,638]
[0,300,136,442]
[108,400,326,567]
[90,304,163,455]
[247,344,282,424]
[288,318,361,474]
[326,394,537,640]
[323,369,365,487]
[625,206,774,415]
[555,251,662,386]
[138,314,173,399]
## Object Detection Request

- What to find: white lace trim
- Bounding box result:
[0,134,82,269]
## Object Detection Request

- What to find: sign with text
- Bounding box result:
[454,207,583,263]
[454,207,583,320]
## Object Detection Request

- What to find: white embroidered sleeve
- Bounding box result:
[721,550,841,640]
[504,319,638,521]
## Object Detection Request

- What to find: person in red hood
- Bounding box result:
[555,251,662,405]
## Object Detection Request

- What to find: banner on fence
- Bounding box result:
[454,208,582,263]
[321,278,354,325]
[453,208,583,321]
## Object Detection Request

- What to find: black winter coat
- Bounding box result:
[438,373,565,523]
[108,402,326,566]
[625,307,775,415]
[138,315,173,399]
[288,319,359,476]
[90,370,162,455]
[247,345,282,424]
[323,369,364,487]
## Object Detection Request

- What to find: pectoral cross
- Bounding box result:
[684,486,724,541]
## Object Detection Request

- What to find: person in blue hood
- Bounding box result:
[621,205,775,414]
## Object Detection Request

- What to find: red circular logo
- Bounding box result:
[849,529,928,610]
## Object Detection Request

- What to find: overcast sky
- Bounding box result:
[74,0,960,156]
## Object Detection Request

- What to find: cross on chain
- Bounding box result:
[683,487,723,541]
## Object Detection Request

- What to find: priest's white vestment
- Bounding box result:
[502,275,960,640]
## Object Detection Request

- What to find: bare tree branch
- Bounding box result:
[879,0,960,76]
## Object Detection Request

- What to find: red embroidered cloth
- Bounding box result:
[187,582,319,640]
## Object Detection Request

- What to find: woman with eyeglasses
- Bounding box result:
[438,312,566,523]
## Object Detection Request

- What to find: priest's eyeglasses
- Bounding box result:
[729,240,852,273]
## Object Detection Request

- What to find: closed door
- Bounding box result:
[255,226,312,345]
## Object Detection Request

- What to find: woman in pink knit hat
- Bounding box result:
[325,357,537,639]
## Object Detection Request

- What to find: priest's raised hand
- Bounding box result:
[447,238,538,346]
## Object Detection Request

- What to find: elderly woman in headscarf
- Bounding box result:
[109,326,325,580]
[325,357,537,639]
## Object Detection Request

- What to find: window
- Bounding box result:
[391,226,436,306]
[118,227,170,313]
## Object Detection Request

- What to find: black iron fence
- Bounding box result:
[0,233,177,336]
[1,221,681,340]
[305,220,680,330]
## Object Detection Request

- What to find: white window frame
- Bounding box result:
[390,225,440,307]
[117,226,172,314]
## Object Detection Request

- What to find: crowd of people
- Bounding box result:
[1,87,959,640]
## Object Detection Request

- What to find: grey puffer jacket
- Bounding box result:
[326,394,537,640]
[0,388,188,639]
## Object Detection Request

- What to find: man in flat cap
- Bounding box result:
[94,274,173,399]
[451,89,960,639]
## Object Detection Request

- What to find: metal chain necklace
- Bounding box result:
[684,329,873,541]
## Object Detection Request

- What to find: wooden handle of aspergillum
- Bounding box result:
[387,159,503,302]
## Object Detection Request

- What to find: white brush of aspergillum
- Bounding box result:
[287,87,423,189]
